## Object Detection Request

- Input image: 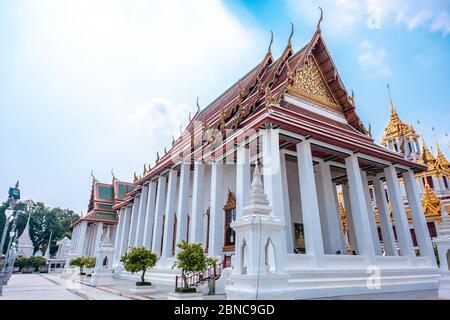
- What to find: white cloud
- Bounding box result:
[358,40,390,77]
[0,0,265,211]
[285,0,450,35]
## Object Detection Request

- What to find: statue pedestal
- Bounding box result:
[90,270,115,286]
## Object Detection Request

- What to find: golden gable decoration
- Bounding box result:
[289,56,338,107]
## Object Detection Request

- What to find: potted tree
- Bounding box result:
[83,257,96,277]
[169,241,216,299]
[21,257,35,273]
[14,256,27,273]
[70,256,86,275]
[120,246,158,293]
[29,256,48,273]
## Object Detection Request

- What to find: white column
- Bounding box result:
[113,208,124,249]
[384,165,416,263]
[119,205,132,256]
[262,128,290,252]
[342,184,358,253]
[373,176,397,256]
[161,169,178,258]
[280,151,294,253]
[208,162,224,257]
[93,222,103,255]
[151,175,167,254]
[190,161,205,244]
[76,221,88,256]
[345,154,376,264]
[128,195,141,247]
[134,185,149,246]
[296,140,324,266]
[332,182,347,251]
[236,145,250,221]
[403,170,436,265]
[113,208,125,263]
[316,162,344,254]
[142,180,157,249]
[175,163,190,249]
[360,170,382,255]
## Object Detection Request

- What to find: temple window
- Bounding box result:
[443,176,449,189]
[426,176,434,189]
[264,238,276,273]
[223,191,236,251]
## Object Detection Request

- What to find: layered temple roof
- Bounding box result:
[418,135,450,175]
[114,10,429,209]
[72,171,134,227]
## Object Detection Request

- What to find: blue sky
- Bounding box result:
[0,0,449,213]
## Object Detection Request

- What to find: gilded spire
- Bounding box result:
[380,84,417,147]
[422,178,442,222]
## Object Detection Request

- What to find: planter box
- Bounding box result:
[128,285,157,294]
[21,267,35,273]
[167,291,204,300]
[39,266,49,273]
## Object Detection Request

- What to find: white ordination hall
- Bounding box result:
[69,18,441,299]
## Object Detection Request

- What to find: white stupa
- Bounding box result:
[17,213,34,257]
[55,237,72,259]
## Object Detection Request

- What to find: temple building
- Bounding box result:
[68,172,133,258]
[69,12,444,299]
[377,89,450,241]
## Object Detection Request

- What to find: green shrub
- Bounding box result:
[120,246,158,285]
[173,241,217,290]
[14,256,29,268]
[29,256,47,269]
[83,257,96,269]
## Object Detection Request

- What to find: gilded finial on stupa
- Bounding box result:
[387,83,397,115]
[317,7,324,32]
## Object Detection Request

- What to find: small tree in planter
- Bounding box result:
[70,257,86,275]
[14,256,28,272]
[83,257,96,276]
[120,246,158,286]
[29,256,47,272]
[172,241,217,293]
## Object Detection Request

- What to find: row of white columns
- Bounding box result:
[110,128,435,269]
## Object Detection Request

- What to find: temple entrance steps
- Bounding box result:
[286,267,441,299]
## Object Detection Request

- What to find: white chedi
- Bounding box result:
[90,226,115,286]
[225,163,294,300]
[17,214,34,257]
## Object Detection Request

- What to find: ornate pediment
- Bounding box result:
[289,56,339,109]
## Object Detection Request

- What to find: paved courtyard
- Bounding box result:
[0,273,130,300]
[0,273,443,300]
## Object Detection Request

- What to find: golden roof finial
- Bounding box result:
[317,7,324,32]
[288,22,294,47]
[267,30,274,55]
[90,170,97,183]
[196,97,200,113]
